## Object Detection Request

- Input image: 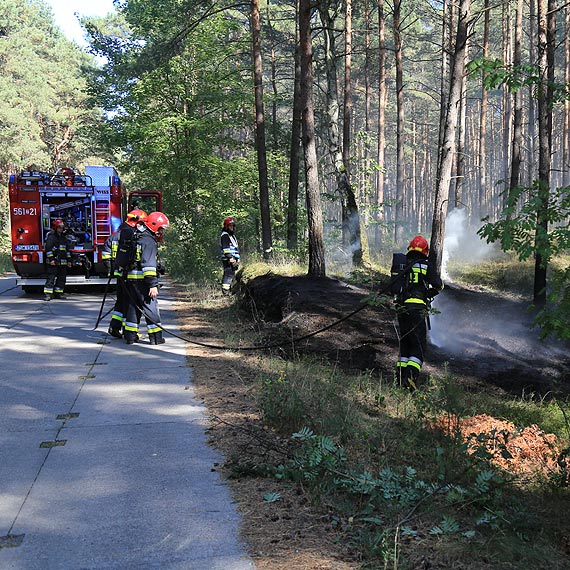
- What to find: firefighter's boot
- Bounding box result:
[108,326,122,339]
[149,332,165,345]
[406,369,419,393]
[124,332,139,345]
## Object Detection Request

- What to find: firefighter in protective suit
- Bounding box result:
[123,212,170,345]
[44,219,72,301]
[396,236,443,389]
[101,209,148,338]
[220,216,240,294]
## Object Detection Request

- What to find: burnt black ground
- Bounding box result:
[241,274,570,398]
[429,283,570,397]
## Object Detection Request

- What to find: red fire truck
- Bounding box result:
[9,166,162,292]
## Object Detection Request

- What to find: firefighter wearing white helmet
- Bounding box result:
[394,235,443,390]
[123,211,170,345]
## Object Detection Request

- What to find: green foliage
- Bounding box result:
[534,266,570,340]
[478,183,570,339]
[467,57,570,102]
[0,0,104,169]
[0,249,12,273]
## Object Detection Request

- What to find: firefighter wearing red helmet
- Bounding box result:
[43,218,72,301]
[220,216,240,294]
[394,235,443,390]
[123,211,170,345]
[101,209,148,338]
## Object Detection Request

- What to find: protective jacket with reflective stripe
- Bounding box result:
[45,230,71,265]
[126,229,159,287]
[400,251,443,306]
[220,230,240,261]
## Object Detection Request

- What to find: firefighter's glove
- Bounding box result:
[427,288,440,299]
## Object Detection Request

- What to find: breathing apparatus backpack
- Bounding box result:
[389,252,410,299]
[113,226,137,275]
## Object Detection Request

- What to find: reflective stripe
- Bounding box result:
[404,298,426,305]
[147,324,162,334]
[407,357,422,371]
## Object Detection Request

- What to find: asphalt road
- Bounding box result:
[0,274,254,570]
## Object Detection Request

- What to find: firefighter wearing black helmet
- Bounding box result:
[220,216,240,294]
[395,235,443,390]
[123,211,170,345]
[101,209,148,338]
[43,219,72,301]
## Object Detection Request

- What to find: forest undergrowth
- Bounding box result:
[174,256,570,570]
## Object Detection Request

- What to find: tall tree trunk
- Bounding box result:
[342,0,364,265]
[478,0,490,217]
[287,5,302,250]
[266,1,278,149]
[437,0,450,171]
[430,0,472,274]
[251,0,273,259]
[533,0,556,306]
[502,0,512,206]
[299,0,325,276]
[455,37,469,208]
[509,0,523,193]
[562,3,570,186]
[376,0,387,248]
[527,0,537,187]
[393,0,406,244]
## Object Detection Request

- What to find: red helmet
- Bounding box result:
[144,211,170,233]
[52,218,65,229]
[223,216,236,230]
[126,209,148,227]
[408,235,429,256]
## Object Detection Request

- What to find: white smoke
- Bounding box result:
[441,208,497,281]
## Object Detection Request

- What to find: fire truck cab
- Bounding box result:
[9,166,162,292]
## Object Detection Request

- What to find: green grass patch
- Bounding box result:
[0,249,12,274]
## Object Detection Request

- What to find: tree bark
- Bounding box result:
[299,0,325,276]
[478,0,490,218]
[376,0,387,248]
[250,0,273,259]
[393,0,406,244]
[430,0,472,274]
[509,0,523,193]
[342,0,363,265]
[533,0,555,306]
[455,37,469,208]
[562,3,570,186]
[287,4,302,251]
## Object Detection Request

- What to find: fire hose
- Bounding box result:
[95,261,418,352]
